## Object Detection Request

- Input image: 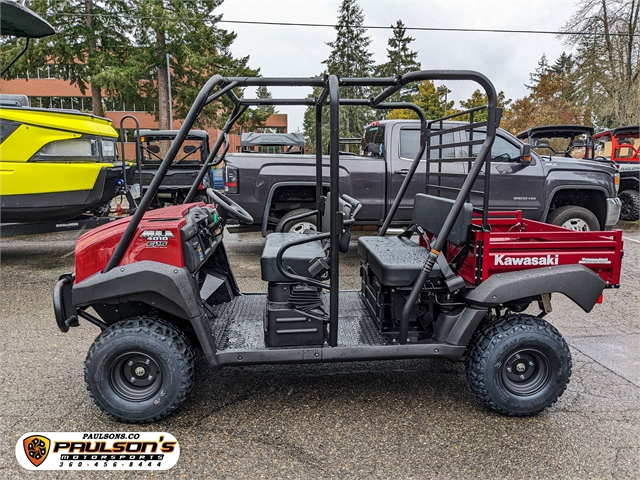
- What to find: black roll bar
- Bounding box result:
[328,75,340,347]
[118,115,142,203]
[398,74,498,345]
[183,104,247,203]
[102,70,499,351]
[104,74,225,273]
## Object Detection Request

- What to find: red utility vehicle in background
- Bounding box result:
[593,126,640,221]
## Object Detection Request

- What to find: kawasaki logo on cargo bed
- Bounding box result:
[494,254,559,266]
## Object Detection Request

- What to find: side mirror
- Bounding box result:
[183,145,197,154]
[520,144,532,164]
[147,145,160,154]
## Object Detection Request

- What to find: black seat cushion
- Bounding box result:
[261,233,325,282]
[358,236,441,287]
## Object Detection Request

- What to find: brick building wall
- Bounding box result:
[0,77,288,159]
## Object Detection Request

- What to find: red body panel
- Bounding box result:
[446,211,623,286]
[74,204,204,283]
[593,130,639,163]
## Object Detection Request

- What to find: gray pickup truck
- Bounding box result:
[223,120,621,233]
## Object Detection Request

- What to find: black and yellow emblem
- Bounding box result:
[23,435,50,467]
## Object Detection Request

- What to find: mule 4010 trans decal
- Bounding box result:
[141,230,175,248]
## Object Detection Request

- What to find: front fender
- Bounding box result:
[464,264,605,313]
[72,261,203,320]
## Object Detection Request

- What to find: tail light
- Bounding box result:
[613,170,620,195]
[224,165,239,194]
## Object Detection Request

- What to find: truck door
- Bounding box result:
[466,131,545,218]
[388,124,458,223]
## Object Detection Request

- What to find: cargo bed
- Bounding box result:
[442,211,623,287]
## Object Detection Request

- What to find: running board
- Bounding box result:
[209,344,466,368]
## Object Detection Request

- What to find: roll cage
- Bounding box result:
[102,71,500,347]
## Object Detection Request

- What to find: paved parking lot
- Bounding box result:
[1,221,639,479]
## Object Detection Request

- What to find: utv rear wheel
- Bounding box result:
[466,314,571,416]
[85,317,195,423]
[275,208,317,233]
[547,205,600,231]
[619,189,640,221]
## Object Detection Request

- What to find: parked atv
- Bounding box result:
[54,71,623,423]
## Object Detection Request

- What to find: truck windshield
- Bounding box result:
[360,124,385,157]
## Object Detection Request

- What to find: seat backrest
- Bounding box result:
[322,192,352,253]
[412,194,473,246]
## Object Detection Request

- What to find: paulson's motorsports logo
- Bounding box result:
[16,432,179,470]
[23,435,50,467]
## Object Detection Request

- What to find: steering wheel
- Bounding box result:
[205,188,254,225]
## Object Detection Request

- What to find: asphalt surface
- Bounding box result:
[1,221,639,479]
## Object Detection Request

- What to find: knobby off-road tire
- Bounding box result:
[465,314,572,416]
[547,205,600,231]
[85,317,195,423]
[619,189,640,221]
[193,194,209,205]
[275,208,318,233]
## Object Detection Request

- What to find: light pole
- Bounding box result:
[166,53,173,128]
[437,86,448,114]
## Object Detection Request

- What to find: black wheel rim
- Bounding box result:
[501,349,551,396]
[109,352,162,402]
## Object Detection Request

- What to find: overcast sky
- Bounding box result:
[215,0,578,132]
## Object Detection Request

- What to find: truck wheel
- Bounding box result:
[85,317,195,423]
[466,314,571,416]
[619,189,640,221]
[547,205,600,231]
[275,208,318,233]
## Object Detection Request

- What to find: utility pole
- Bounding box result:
[166,53,173,128]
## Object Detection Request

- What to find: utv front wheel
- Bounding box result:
[466,314,571,416]
[85,317,195,423]
[619,189,640,221]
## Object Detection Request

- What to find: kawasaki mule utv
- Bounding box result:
[54,71,623,423]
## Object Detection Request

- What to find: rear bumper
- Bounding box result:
[604,197,622,229]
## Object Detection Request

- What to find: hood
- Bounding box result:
[540,154,616,176]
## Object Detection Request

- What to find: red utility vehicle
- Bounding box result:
[593,126,640,220]
[54,71,624,423]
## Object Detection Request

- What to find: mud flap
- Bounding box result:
[53,274,77,332]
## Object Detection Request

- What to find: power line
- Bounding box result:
[49,12,640,37]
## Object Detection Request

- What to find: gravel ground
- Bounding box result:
[0,221,638,479]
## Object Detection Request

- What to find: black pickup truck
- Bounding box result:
[223,120,621,233]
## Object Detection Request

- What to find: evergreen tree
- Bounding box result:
[501,53,589,134]
[1,0,131,117]
[374,20,421,102]
[386,81,453,120]
[130,0,259,129]
[304,0,375,152]
[236,86,277,134]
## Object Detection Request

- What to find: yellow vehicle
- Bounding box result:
[0,0,132,225]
